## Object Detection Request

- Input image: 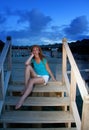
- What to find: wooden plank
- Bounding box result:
[4,71,11,97]
[0,111,75,123]
[72,102,81,130]
[63,41,88,100]
[0,128,77,130]
[0,66,4,99]
[0,41,11,72]
[11,62,61,83]
[81,96,89,130]
[62,44,67,84]
[8,83,67,93]
[5,96,70,106]
[10,76,62,83]
[64,73,70,96]
[11,67,60,83]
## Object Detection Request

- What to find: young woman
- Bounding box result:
[15,45,56,109]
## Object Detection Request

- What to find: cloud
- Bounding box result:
[0,13,6,24]
[0,8,89,45]
[63,16,89,40]
[5,8,52,34]
[0,8,53,45]
[17,9,52,34]
[29,9,52,33]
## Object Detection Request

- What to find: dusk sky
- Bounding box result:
[0,0,89,46]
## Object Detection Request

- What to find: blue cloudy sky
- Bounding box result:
[0,0,89,46]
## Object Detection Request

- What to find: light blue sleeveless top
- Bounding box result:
[31,58,49,76]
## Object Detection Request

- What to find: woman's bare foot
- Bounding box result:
[15,99,24,109]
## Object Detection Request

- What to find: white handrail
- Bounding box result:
[0,39,11,71]
[62,39,88,100]
[62,38,89,130]
[0,37,12,114]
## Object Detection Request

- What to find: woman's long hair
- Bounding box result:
[31,45,45,60]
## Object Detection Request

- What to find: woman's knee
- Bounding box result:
[30,78,35,84]
[30,78,44,85]
[25,64,33,71]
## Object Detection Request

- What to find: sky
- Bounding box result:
[0,0,89,46]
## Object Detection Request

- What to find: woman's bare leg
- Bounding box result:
[25,65,37,87]
[15,77,44,109]
[21,65,37,95]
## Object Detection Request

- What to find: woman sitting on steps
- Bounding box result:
[15,45,56,109]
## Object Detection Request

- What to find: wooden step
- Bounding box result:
[11,61,61,82]
[8,82,67,93]
[5,96,70,107]
[0,111,75,124]
[0,128,77,130]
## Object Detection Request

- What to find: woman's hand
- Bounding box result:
[30,53,34,58]
[52,77,57,81]
[25,53,34,66]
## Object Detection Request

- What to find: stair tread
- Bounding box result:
[8,82,67,93]
[0,111,75,123]
[0,128,77,130]
[5,96,70,106]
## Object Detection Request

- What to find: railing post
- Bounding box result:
[62,38,67,84]
[0,36,12,100]
[0,66,4,99]
[70,68,81,129]
[6,36,12,71]
[70,68,76,110]
[81,96,89,130]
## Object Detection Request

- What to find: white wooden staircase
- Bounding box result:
[0,37,89,130]
[0,81,77,129]
[0,55,77,130]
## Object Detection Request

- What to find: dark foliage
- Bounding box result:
[69,39,89,54]
[1,38,89,54]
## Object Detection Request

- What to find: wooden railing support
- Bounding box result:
[62,38,67,84]
[7,37,12,71]
[0,36,12,114]
[62,38,89,130]
[70,68,76,110]
[81,96,89,130]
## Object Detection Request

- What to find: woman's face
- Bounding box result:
[32,47,40,56]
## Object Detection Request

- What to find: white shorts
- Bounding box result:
[37,75,49,85]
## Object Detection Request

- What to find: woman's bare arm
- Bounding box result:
[46,62,56,81]
[25,53,34,65]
